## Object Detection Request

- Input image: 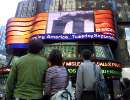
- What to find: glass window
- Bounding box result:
[48,0,76,12]
[125,27,130,56]
[95,0,112,10]
[43,42,77,58]
[95,46,106,58]
[78,44,94,56]
[76,0,96,10]
[116,0,130,21]
[94,45,113,59]
[78,44,113,59]
[43,43,114,60]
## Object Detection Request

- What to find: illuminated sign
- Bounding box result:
[47,11,94,33]
[67,68,77,74]
[102,69,121,76]
[63,60,122,69]
[7,13,48,22]
[6,10,116,47]
[63,61,81,67]
[7,31,30,36]
[94,10,115,36]
[96,61,122,68]
[67,68,121,76]
[63,59,122,76]
[6,38,29,44]
[32,10,116,42]
[6,13,48,45]
[32,32,116,41]
[8,43,28,48]
[6,34,30,45]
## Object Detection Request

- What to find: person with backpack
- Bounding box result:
[75,49,104,100]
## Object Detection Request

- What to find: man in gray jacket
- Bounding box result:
[76,49,103,100]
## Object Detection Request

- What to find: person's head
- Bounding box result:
[28,39,44,54]
[81,49,92,60]
[48,49,63,66]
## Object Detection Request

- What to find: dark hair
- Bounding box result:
[48,49,63,66]
[28,39,43,54]
[81,49,92,60]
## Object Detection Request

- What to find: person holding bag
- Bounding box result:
[44,49,70,100]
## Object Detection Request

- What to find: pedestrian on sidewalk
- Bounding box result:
[75,49,103,100]
[121,78,130,100]
[6,39,48,100]
[44,49,68,99]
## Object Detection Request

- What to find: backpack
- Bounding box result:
[93,64,109,100]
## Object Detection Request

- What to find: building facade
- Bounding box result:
[0,26,6,55]
[14,0,130,67]
[15,0,38,17]
[3,0,130,99]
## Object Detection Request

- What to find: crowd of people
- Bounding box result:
[5,39,130,100]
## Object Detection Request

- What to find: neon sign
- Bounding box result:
[67,68,77,74]
[96,61,122,68]
[67,68,122,76]
[102,69,121,76]
[63,60,122,69]
[94,10,115,36]
[31,32,116,41]
[6,13,48,45]
[63,61,81,67]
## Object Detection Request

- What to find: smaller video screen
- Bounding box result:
[94,45,113,59]
[43,42,77,58]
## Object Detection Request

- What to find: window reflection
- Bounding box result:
[42,0,130,21]
[116,0,130,21]
[94,45,113,59]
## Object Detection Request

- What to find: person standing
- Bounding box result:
[121,78,130,100]
[44,49,68,97]
[75,49,103,100]
[6,39,48,100]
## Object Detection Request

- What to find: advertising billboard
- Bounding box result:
[6,13,48,45]
[32,10,116,42]
[6,10,116,46]
[94,10,115,36]
[63,59,122,76]
[47,11,94,33]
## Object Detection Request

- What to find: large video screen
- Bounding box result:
[47,11,94,33]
